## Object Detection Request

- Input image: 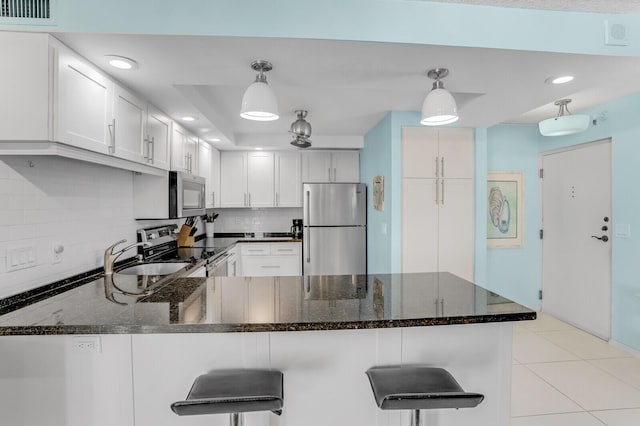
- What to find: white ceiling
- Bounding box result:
[426,0,640,13]
[55,32,640,150]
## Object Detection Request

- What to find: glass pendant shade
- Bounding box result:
[421,87,459,126]
[240,80,279,121]
[539,99,589,137]
[539,114,590,136]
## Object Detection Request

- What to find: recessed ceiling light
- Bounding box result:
[105,55,138,70]
[546,75,574,85]
[181,116,197,122]
[209,138,221,142]
[255,147,263,150]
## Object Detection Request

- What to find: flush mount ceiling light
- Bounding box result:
[421,68,459,126]
[539,99,590,137]
[290,110,312,148]
[240,60,279,122]
[181,116,197,122]
[105,55,138,70]
[546,75,575,85]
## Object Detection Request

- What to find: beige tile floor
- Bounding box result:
[511,313,640,425]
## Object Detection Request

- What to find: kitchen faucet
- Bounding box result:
[104,239,151,275]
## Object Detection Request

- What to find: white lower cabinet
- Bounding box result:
[239,243,301,277]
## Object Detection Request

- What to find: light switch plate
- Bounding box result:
[6,245,37,272]
[614,223,631,239]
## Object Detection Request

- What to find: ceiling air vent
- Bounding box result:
[1,0,56,24]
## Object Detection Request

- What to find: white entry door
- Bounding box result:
[541,140,612,339]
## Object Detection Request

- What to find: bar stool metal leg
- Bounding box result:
[230,412,243,426]
[411,409,421,426]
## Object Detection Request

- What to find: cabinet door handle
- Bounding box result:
[441,157,445,178]
[261,265,281,269]
[244,193,247,207]
[435,179,439,205]
[108,119,116,154]
[435,156,439,178]
[328,167,332,181]
[441,179,445,205]
[143,135,149,160]
[333,168,337,182]
[212,191,215,207]
[276,192,279,206]
[149,136,155,164]
[248,193,251,206]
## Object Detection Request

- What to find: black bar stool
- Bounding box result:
[365,366,484,426]
[171,369,284,426]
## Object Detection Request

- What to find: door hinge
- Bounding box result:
[539,168,544,178]
[538,290,543,300]
[539,229,544,239]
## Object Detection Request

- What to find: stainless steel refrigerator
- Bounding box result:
[303,183,367,275]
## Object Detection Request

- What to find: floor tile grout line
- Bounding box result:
[585,358,640,393]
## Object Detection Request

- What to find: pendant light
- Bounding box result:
[421,68,459,126]
[539,99,590,137]
[290,110,312,148]
[240,60,279,121]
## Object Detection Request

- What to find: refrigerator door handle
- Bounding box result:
[306,190,311,263]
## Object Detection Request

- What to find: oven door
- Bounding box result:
[207,254,229,277]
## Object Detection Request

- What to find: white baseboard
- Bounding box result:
[610,339,640,358]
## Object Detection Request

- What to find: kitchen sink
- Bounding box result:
[116,262,191,276]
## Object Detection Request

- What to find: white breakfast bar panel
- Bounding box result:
[131,323,512,426]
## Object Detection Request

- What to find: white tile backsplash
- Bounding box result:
[0,157,139,298]
[214,207,303,233]
[0,156,303,298]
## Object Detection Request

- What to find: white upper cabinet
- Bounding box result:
[247,151,275,208]
[301,150,360,183]
[210,146,221,208]
[220,151,277,208]
[301,151,332,182]
[144,105,171,170]
[55,43,114,154]
[275,152,301,207]
[0,32,50,141]
[198,141,213,207]
[220,152,248,208]
[171,123,198,174]
[112,85,146,163]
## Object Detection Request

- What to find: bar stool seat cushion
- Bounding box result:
[171,369,283,416]
[366,366,484,410]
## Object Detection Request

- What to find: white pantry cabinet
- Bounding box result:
[301,150,359,183]
[401,127,474,281]
[220,151,275,208]
[275,151,301,207]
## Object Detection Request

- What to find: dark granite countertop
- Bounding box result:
[0,272,535,335]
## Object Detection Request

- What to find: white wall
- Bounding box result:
[0,156,138,298]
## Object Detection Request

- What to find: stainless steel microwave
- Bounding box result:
[169,171,206,218]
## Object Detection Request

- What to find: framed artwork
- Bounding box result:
[373,175,384,211]
[487,171,523,248]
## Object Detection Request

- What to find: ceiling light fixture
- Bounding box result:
[421,68,459,126]
[105,55,138,70]
[209,138,221,142]
[539,99,590,137]
[181,116,197,122]
[546,75,575,85]
[240,60,279,122]
[290,110,312,148]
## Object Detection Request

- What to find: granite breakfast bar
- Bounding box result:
[0,272,535,426]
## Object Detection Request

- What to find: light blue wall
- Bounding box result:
[5,1,640,56]
[535,93,640,351]
[485,124,541,308]
[361,114,393,274]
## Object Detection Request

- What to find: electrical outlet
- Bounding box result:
[73,336,102,353]
[52,242,64,264]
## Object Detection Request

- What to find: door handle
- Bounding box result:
[306,190,311,263]
[591,235,609,242]
[107,119,116,154]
